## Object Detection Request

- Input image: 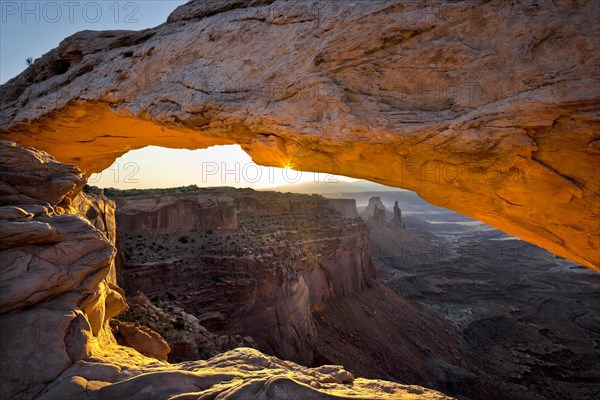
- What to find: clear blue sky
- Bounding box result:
[0,1,358,190]
[1,1,186,83]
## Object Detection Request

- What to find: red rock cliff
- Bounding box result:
[112,188,374,365]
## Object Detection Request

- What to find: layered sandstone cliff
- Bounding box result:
[111,187,374,365]
[1,141,450,399]
[0,0,598,269]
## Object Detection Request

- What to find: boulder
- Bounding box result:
[110,320,171,361]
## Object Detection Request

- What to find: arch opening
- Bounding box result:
[88,144,360,190]
[3,101,597,270]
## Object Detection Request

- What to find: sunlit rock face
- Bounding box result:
[110,319,171,361]
[0,0,598,270]
[0,141,124,399]
[37,347,454,400]
[1,140,453,398]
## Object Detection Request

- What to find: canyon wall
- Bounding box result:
[1,0,598,270]
[112,188,374,365]
[327,198,360,217]
[114,194,238,234]
[0,140,454,400]
[111,189,470,396]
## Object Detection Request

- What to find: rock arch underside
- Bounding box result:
[0,0,599,399]
[1,0,599,270]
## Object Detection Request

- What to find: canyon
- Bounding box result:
[110,184,600,399]
[111,187,375,365]
[0,140,452,399]
[108,186,472,395]
[358,192,600,399]
[1,0,599,399]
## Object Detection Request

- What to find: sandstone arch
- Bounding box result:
[1,0,598,270]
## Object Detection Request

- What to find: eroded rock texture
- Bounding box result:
[0,0,598,269]
[0,142,454,398]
